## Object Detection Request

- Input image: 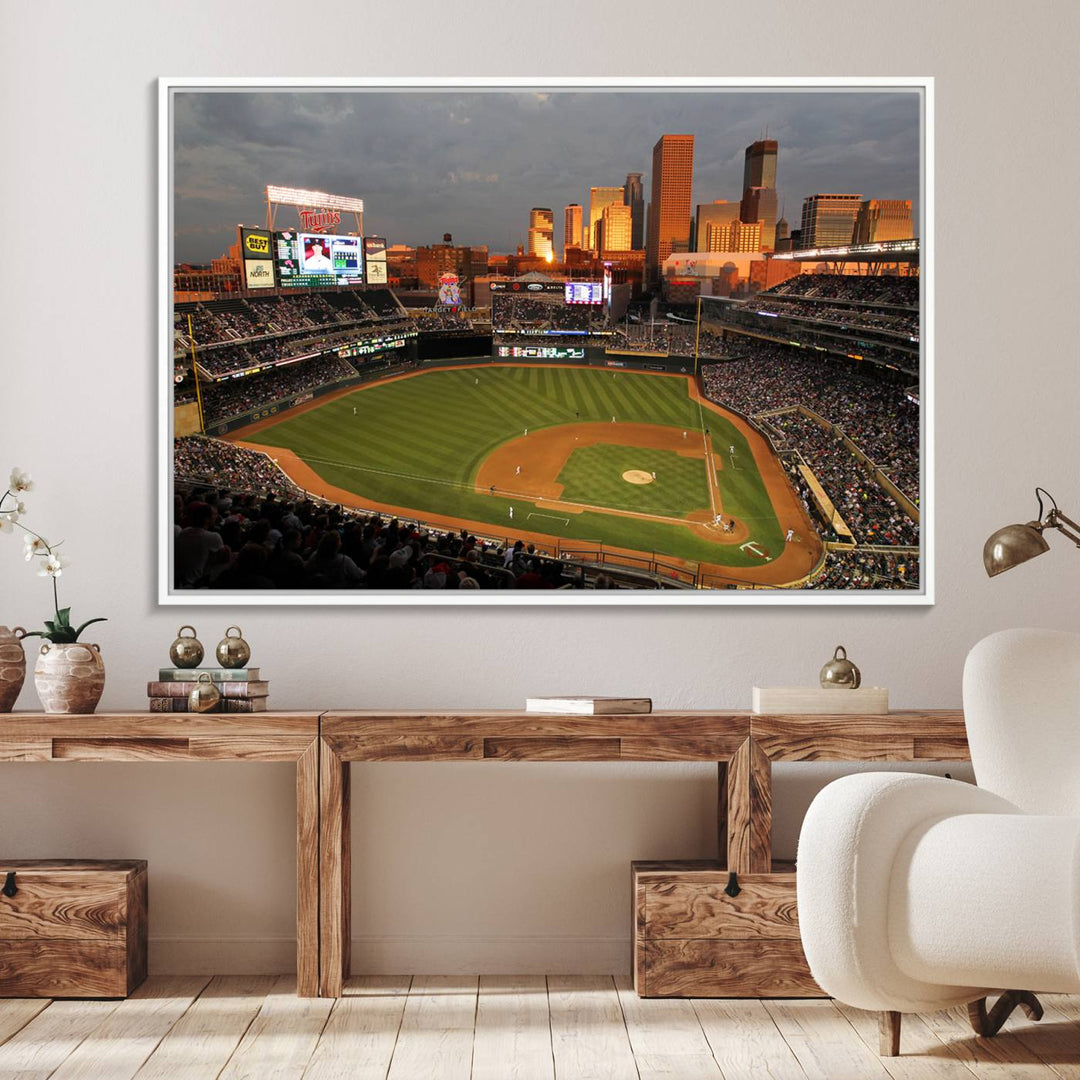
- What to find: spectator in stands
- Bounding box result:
[303,531,365,588]
[174,502,228,588]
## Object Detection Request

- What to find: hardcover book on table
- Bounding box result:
[158,668,261,681]
[525,697,652,715]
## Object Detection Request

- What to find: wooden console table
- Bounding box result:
[0,712,322,997]
[318,709,969,998]
[2,709,971,999]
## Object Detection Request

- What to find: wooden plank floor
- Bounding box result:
[1,976,1078,1079]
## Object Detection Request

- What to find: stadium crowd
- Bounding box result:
[173,437,614,591]
[176,289,406,348]
[768,410,918,546]
[701,341,919,499]
[812,549,919,590]
[766,273,918,307]
[745,296,919,339]
[492,295,597,334]
[611,324,727,358]
[199,356,359,424]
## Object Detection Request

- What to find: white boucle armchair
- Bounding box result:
[796,628,1080,1056]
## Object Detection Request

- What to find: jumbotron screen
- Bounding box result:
[565,281,603,305]
[275,231,364,287]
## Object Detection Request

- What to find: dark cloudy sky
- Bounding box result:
[172,88,921,263]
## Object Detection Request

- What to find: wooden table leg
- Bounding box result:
[296,738,320,997]
[319,738,351,997]
[726,738,772,874]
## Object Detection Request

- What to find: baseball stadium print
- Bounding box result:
[161,78,931,604]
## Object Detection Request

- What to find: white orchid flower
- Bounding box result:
[38,552,69,578]
[23,534,49,560]
[8,469,33,493]
[0,515,12,535]
[15,500,26,514]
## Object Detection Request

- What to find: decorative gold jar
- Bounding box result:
[215,626,251,669]
[169,625,204,668]
[819,645,862,689]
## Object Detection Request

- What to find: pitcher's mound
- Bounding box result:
[622,470,654,485]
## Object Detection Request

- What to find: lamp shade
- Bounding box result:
[983,522,1050,577]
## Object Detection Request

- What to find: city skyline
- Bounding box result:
[174,89,921,263]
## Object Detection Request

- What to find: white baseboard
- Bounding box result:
[149,935,630,975]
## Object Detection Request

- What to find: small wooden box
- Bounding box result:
[0,859,148,998]
[632,860,823,998]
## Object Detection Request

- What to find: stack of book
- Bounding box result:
[147,668,269,713]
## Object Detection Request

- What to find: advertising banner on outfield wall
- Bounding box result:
[244,259,275,289]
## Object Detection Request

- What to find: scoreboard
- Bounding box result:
[564,281,604,305]
[275,230,364,287]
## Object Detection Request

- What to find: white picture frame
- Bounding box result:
[159,76,933,606]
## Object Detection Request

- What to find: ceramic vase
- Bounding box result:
[0,626,27,712]
[34,642,106,714]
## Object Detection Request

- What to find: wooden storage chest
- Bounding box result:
[632,860,822,998]
[0,859,148,998]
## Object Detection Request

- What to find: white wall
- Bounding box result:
[2,0,1078,974]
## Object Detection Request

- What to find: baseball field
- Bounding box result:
[230,363,820,583]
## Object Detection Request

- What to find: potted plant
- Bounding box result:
[1,468,107,714]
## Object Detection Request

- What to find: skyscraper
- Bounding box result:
[853,199,914,243]
[742,139,777,192]
[527,207,554,259]
[563,203,583,258]
[774,214,792,252]
[704,218,762,253]
[623,173,644,250]
[740,139,779,250]
[588,186,624,251]
[694,201,741,251]
[600,203,632,252]
[741,188,778,250]
[800,194,864,247]
[646,134,694,285]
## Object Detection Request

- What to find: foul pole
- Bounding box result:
[187,314,206,435]
[693,296,702,376]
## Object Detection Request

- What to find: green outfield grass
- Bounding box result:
[245,364,784,566]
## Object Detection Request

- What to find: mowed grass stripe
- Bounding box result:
[249,365,785,566]
[579,368,613,419]
[561,368,593,419]
[620,375,659,424]
[488,370,562,428]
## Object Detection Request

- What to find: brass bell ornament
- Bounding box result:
[169,625,204,669]
[188,672,221,713]
[216,626,251,669]
[820,645,861,689]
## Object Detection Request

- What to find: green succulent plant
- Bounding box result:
[21,607,108,645]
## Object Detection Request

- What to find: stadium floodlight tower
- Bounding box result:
[265,185,365,235]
